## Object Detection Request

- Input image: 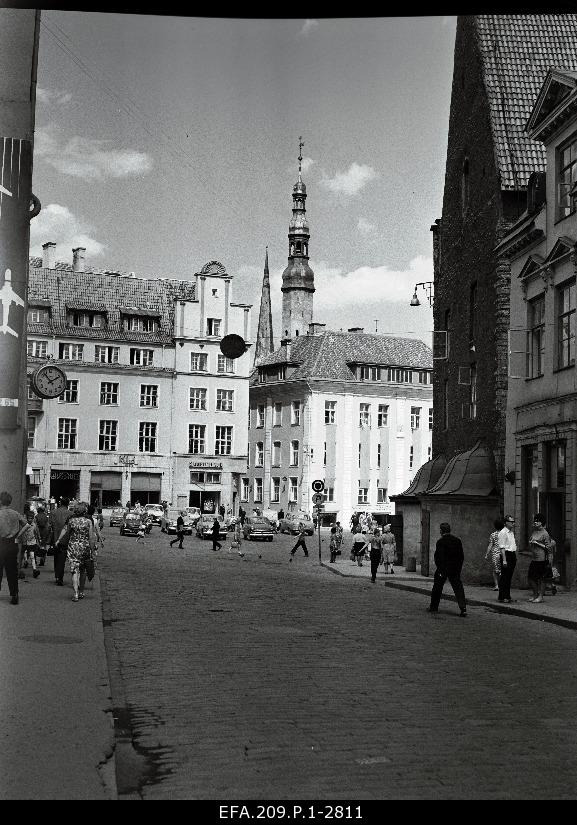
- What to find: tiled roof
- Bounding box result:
[28,263,196,344]
[254,330,432,382]
[475,14,577,189]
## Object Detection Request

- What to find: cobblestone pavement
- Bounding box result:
[100,526,577,800]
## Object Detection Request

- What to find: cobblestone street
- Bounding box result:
[100,526,577,800]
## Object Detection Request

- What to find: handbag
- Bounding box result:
[84,558,95,581]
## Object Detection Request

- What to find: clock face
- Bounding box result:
[32,365,68,399]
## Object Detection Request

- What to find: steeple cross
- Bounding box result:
[298,136,304,172]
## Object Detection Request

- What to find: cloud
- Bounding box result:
[36,87,72,106]
[29,203,105,260]
[321,162,378,196]
[357,217,376,237]
[35,126,153,180]
[300,19,319,37]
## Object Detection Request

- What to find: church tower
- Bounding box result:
[281,138,314,340]
[254,247,274,365]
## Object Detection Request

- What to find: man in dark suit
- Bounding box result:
[50,496,71,586]
[428,522,467,617]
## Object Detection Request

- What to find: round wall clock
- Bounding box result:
[31,364,68,399]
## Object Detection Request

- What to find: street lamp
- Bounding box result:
[410,281,434,308]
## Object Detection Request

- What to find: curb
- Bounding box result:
[320,562,577,631]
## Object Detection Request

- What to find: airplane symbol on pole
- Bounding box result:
[0,269,24,337]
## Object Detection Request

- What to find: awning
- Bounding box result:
[130,472,162,491]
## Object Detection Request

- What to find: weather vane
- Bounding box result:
[298,136,304,174]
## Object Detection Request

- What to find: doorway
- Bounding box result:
[50,469,80,501]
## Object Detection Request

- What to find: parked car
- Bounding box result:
[243,516,274,541]
[278,511,315,535]
[162,510,194,535]
[110,507,127,527]
[184,506,201,525]
[143,503,164,524]
[196,515,227,540]
[262,509,280,532]
[120,512,143,536]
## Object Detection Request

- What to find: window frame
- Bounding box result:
[57,417,78,450]
[139,384,159,408]
[527,293,545,379]
[95,345,120,364]
[556,278,576,370]
[98,419,118,452]
[188,424,206,454]
[58,379,79,404]
[99,381,119,406]
[138,421,158,453]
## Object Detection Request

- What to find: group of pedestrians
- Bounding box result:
[0,491,103,605]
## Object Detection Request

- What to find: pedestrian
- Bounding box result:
[34,504,50,566]
[329,526,338,563]
[135,522,146,543]
[50,496,71,586]
[278,507,284,521]
[498,514,517,603]
[96,507,104,531]
[219,503,226,520]
[211,517,223,552]
[170,512,186,548]
[290,528,309,561]
[428,522,467,617]
[231,519,244,557]
[238,505,246,526]
[335,521,344,553]
[368,528,384,583]
[0,491,26,605]
[525,513,552,604]
[56,502,97,602]
[484,517,504,591]
[350,512,360,533]
[16,511,41,579]
[352,529,368,566]
[381,524,396,574]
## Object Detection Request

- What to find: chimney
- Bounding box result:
[308,322,326,336]
[72,247,86,273]
[348,327,364,333]
[42,242,56,269]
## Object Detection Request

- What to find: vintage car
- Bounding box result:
[278,511,315,536]
[184,506,202,525]
[242,517,274,541]
[110,507,127,527]
[143,503,164,524]
[119,511,143,536]
[261,509,280,532]
[162,510,194,535]
[195,515,227,540]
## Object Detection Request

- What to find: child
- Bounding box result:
[290,529,309,561]
[135,522,146,543]
[16,512,41,579]
[329,526,338,563]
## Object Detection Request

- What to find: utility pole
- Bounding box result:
[0,9,41,510]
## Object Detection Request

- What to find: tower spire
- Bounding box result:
[254,245,274,365]
[298,136,304,182]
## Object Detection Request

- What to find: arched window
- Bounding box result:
[295,241,302,254]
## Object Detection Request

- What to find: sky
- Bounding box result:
[30,13,458,347]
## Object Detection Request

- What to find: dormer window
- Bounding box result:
[359,365,380,381]
[71,310,106,328]
[258,369,266,384]
[28,305,50,323]
[123,315,159,333]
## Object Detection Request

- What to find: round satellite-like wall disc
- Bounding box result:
[220,334,247,360]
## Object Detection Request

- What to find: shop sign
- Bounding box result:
[189,461,223,469]
[51,469,80,480]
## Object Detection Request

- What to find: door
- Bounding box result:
[543,492,565,583]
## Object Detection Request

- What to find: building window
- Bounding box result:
[217,354,235,374]
[27,415,35,448]
[138,421,157,453]
[95,345,119,364]
[360,365,380,381]
[410,407,421,430]
[255,442,264,466]
[557,280,576,369]
[469,281,478,345]
[58,418,77,450]
[277,366,286,380]
[470,363,477,420]
[377,443,381,468]
[28,306,50,323]
[140,384,158,408]
[322,486,334,503]
[548,440,566,490]
[59,343,84,360]
[254,478,263,503]
[358,486,369,505]
[27,339,47,358]
[377,404,389,427]
[271,477,280,502]
[387,368,413,383]
[289,477,298,502]
[206,318,221,337]
[429,408,433,430]
[557,134,577,219]
[189,388,207,410]
[273,402,282,426]
[71,310,105,328]
[527,294,545,378]
[100,382,119,405]
[99,419,118,452]
[190,471,205,484]
[443,379,449,430]
[418,370,431,384]
[258,369,266,383]
[325,400,336,424]
[216,389,234,412]
[359,403,371,427]
[272,441,281,466]
[291,401,301,425]
[27,378,37,401]
[215,426,233,456]
[191,352,208,372]
[256,405,265,428]
[377,487,387,504]
[409,445,414,470]
[58,379,78,404]
[129,347,153,366]
[206,472,221,484]
[241,478,249,501]
[290,440,299,466]
[188,424,205,454]
[124,315,159,333]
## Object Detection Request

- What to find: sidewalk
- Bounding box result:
[0,559,116,800]
[321,558,577,630]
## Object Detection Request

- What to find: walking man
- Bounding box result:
[169,512,185,549]
[50,496,71,586]
[428,522,467,617]
[290,528,309,561]
[369,528,384,583]
[498,514,517,603]
[211,517,223,552]
[0,491,26,605]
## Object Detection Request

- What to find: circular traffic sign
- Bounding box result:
[311,479,325,493]
[312,492,324,505]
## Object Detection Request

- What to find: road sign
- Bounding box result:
[313,504,324,513]
[312,479,325,493]
[312,492,324,505]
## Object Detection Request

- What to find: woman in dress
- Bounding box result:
[485,517,505,591]
[57,502,96,602]
[526,513,552,604]
[381,524,396,574]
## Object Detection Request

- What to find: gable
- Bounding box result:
[526,68,577,140]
